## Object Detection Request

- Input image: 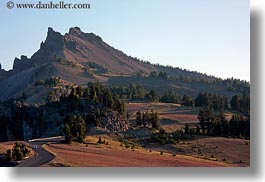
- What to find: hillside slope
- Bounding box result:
[0,27,249,101]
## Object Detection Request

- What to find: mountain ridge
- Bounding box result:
[0,27,249,101]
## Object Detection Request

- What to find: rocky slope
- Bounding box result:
[0,27,224,101]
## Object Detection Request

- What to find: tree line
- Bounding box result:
[109,83,249,112]
[196,107,250,139]
[136,110,161,129]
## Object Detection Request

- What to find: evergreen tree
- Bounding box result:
[64,122,72,144]
[136,111,142,126]
[185,123,190,134]
[198,107,213,134]
[12,145,23,161]
[64,114,86,143]
[76,115,86,143]
[182,95,194,107]
[149,90,159,102]
[231,95,241,111]
[5,149,12,162]
[151,111,160,129]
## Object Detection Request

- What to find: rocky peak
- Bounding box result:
[13,55,31,71]
[67,27,103,44]
[69,27,83,36]
[46,27,64,45]
[30,28,66,63]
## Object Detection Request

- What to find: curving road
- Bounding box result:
[17,137,64,167]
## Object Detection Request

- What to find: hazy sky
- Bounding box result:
[0,0,250,81]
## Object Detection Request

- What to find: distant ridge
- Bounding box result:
[0,27,249,101]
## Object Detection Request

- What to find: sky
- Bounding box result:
[0,0,250,81]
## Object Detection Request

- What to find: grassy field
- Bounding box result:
[146,137,250,167]
[125,102,250,167]
[45,136,231,167]
[126,102,200,132]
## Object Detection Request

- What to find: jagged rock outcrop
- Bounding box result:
[102,112,129,132]
[10,26,157,75]
[13,55,32,71]
[13,28,65,72]
[0,26,226,101]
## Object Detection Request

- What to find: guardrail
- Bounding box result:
[28,136,64,142]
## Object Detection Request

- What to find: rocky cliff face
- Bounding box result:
[0,26,222,101]
[12,28,65,72]
[0,27,155,100]
[13,55,32,71]
[11,27,155,75]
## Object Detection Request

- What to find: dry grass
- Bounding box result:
[0,144,8,155]
[126,102,199,122]
[43,144,72,167]
[126,102,200,133]
[0,141,34,157]
[147,137,250,167]
[194,137,250,167]
[45,137,231,167]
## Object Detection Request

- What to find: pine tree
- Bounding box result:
[12,146,23,161]
[76,115,86,143]
[136,111,142,126]
[64,122,72,144]
[231,95,241,111]
[151,112,160,129]
[198,107,213,135]
[185,123,190,134]
[5,149,12,162]
[64,114,86,143]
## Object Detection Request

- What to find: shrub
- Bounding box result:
[97,137,102,144]
[245,142,249,145]
[6,143,31,162]
[5,149,12,162]
[12,146,23,161]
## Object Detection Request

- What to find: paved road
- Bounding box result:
[17,137,64,167]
